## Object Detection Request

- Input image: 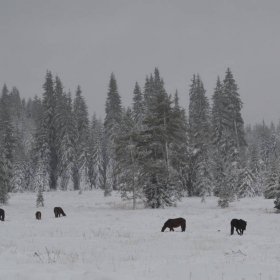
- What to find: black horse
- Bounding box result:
[54,207,66,218]
[0,208,4,221]
[231,219,247,235]
[35,211,42,220]
[161,218,186,232]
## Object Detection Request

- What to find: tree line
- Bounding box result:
[0,68,279,209]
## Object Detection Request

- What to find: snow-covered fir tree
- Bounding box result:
[132,82,145,129]
[0,145,10,204]
[237,158,256,198]
[55,89,75,191]
[104,73,122,194]
[169,90,189,196]
[36,185,44,207]
[35,71,58,190]
[88,114,103,189]
[0,84,17,192]
[263,157,278,199]
[71,85,90,193]
[140,68,183,208]
[188,75,212,199]
[115,107,144,209]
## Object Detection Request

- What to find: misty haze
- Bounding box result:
[1,1,280,279]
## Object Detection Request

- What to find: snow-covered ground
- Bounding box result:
[1,191,280,280]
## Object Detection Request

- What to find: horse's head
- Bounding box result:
[161,226,166,232]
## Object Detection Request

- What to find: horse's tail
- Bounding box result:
[2,211,5,221]
[182,220,186,232]
[61,209,66,216]
[230,223,234,235]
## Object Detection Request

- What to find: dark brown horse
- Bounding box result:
[231,219,247,235]
[161,218,186,232]
[0,208,4,221]
[54,207,66,218]
[35,211,41,220]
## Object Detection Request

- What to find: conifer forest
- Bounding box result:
[0,68,278,209]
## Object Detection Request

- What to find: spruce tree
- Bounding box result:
[115,107,143,209]
[169,90,189,196]
[0,145,9,204]
[0,84,16,191]
[264,158,278,199]
[104,73,122,193]
[37,71,58,190]
[88,114,103,189]
[55,90,75,190]
[222,68,246,151]
[237,165,256,198]
[188,75,211,198]
[132,82,144,129]
[274,176,280,210]
[36,185,44,207]
[73,85,90,192]
[140,68,182,208]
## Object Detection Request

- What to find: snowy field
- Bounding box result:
[1,191,280,280]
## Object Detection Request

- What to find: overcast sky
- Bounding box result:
[0,0,280,125]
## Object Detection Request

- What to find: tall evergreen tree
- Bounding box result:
[0,145,10,204]
[115,108,144,209]
[73,86,90,192]
[0,84,16,191]
[169,91,189,196]
[55,90,75,190]
[36,185,44,207]
[104,73,122,193]
[223,68,246,151]
[132,82,144,129]
[40,71,58,190]
[88,114,103,189]
[188,75,211,199]
[264,158,278,199]
[140,68,183,208]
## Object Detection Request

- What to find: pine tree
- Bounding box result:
[104,73,122,192]
[73,85,90,192]
[88,114,103,189]
[237,165,256,198]
[188,75,211,198]
[55,90,75,190]
[115,108,144,209]
[260,120,270,170]
[264,158,278,199]
[132,82,144,129]
[269,122,278,158]
[222,68,246,151]
[218,165,236,208]
[0,145,10,204]
[0,84,17,191]
[100,126,111,196]
[37,71,58,190]
[274,175,280,210]
[249,144,263,195]
[169,91,189,196]
[36,185,44,207]
[140,68,182,208]
[143,74,154,114]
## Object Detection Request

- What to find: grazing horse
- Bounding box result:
[54,207,66,218]
[231,219,247,235]
[35,211,41,220]
[0,208,4,221]
[161,218,186,232]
